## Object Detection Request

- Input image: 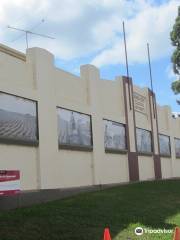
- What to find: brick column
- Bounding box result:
[148,89,162,179]
[122,76,139,181]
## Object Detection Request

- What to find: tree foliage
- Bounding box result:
[170,6,180,96]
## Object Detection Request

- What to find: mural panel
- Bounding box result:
[57,108,92,148]
[175,138,180,158]
[104,120,126,151]
[159,134,171,156]
[0,92,38,144]
[136,128,152,153]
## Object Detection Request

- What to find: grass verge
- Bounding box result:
[1,179,180,239]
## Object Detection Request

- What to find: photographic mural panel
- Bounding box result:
[0,92,38,143]
[104,120,126,150]
[175,138,180,158]
[159,134,171,156]
[136,128,152,153]
[57,108,92,147]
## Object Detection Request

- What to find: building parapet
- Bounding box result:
[0,43,26,61]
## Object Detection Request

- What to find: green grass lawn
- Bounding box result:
[1,180,180,240]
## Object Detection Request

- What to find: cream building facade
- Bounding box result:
[0,44,180,193]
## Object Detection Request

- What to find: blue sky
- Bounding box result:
[55,51,178,112]
[0,0,179,111]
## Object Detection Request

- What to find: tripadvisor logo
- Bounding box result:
[135,227,144,236]
[134,227,173,236]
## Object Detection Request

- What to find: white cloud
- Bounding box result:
[92,0,179,67]
[0,0,179,65]
[166,64,179,82]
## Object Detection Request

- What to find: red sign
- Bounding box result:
[0,170,20,196]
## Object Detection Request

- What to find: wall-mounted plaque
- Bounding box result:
[175,138,180,158]
[104,120,126,151]
[136,128,152,153]
[0,92,38,145]
[133,92,147,115]
[57,107,93,149]
[159,134,171,157]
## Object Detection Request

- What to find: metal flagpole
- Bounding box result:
[122,21,132,110]
[147,43,155,118]
[25,32,28,49]
[147,43,154,93]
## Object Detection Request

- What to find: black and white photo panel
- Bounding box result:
[175,138,180,158]
[104,120,126,150]
[57,108,92,147]
[0,92,38,144]
[136,128,152,153]
[159,134,171,156]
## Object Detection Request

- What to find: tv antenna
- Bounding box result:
[7,22,55,49]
